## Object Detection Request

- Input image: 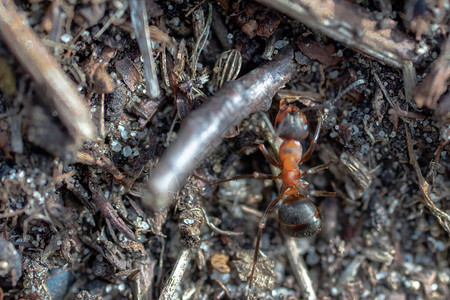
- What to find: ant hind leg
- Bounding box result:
[248,190,286,290]
[212,172,280,185]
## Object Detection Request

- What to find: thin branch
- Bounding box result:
[144,47,299,210]
[159,247,191,300]
[285,237,317,300]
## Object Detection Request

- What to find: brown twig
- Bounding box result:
[285,237,317,299]
[0,0,95,142]
[144,47,299,210]
[404,125,450,235]
[88,182,137,241]
[76,151,133,189]
[255,0,419,69]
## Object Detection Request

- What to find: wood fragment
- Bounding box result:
[255,0,419,68]
[76,151,133,189]
[159,248,191,300]
[0,0,95,141]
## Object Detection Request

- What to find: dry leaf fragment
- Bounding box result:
[297,37,343,66]
[211,253,231,273]
[82,47,116,94]
[115,58,141,92]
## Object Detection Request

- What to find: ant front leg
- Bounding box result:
[259,144,281,169]
[300,110,324,163]
[212,145,281,185]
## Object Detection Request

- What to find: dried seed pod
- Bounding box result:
[340,152,373,199]
[213,49,242,91]
[178,208,204,248]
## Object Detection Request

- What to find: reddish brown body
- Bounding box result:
[215,79,366,291]
[243,103,335,289]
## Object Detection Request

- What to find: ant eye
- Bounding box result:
[303,124,309,132]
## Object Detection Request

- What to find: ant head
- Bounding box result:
[274,105,309,140]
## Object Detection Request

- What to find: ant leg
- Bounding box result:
[259,144,281,169]
[311,190,336,197]
[260,112,277,137]
[307,162,331,174]
[248,189,286,290]
[213,172,280,185]
[300,111,323,163]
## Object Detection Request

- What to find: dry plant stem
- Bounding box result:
[194,207,243,236]
[404,126,450,235]
[130,0,161,99]
[0,0,95,141]
[159,247,191,300]
[145,48,298,210]
[256,0,418,68]
[76,151,133,189]
[285,237,317,300]
[88,182,137,241]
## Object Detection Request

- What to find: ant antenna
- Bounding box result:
[301,78,366,112]
[328,78,366,107]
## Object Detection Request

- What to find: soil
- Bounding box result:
[0,0,449,299]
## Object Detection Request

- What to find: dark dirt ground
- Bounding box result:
[0,0,449,299]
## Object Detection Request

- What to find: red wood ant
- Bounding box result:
[215,79,365,290]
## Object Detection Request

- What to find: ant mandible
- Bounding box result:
[216,79,365,290]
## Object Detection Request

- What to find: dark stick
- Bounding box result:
[144,47,299,210]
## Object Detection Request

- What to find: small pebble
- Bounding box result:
[111,140,122,152]
[122,146,132,157]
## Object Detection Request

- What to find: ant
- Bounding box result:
[215,79,365,290]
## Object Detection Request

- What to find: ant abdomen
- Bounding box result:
[278,196,322,237]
